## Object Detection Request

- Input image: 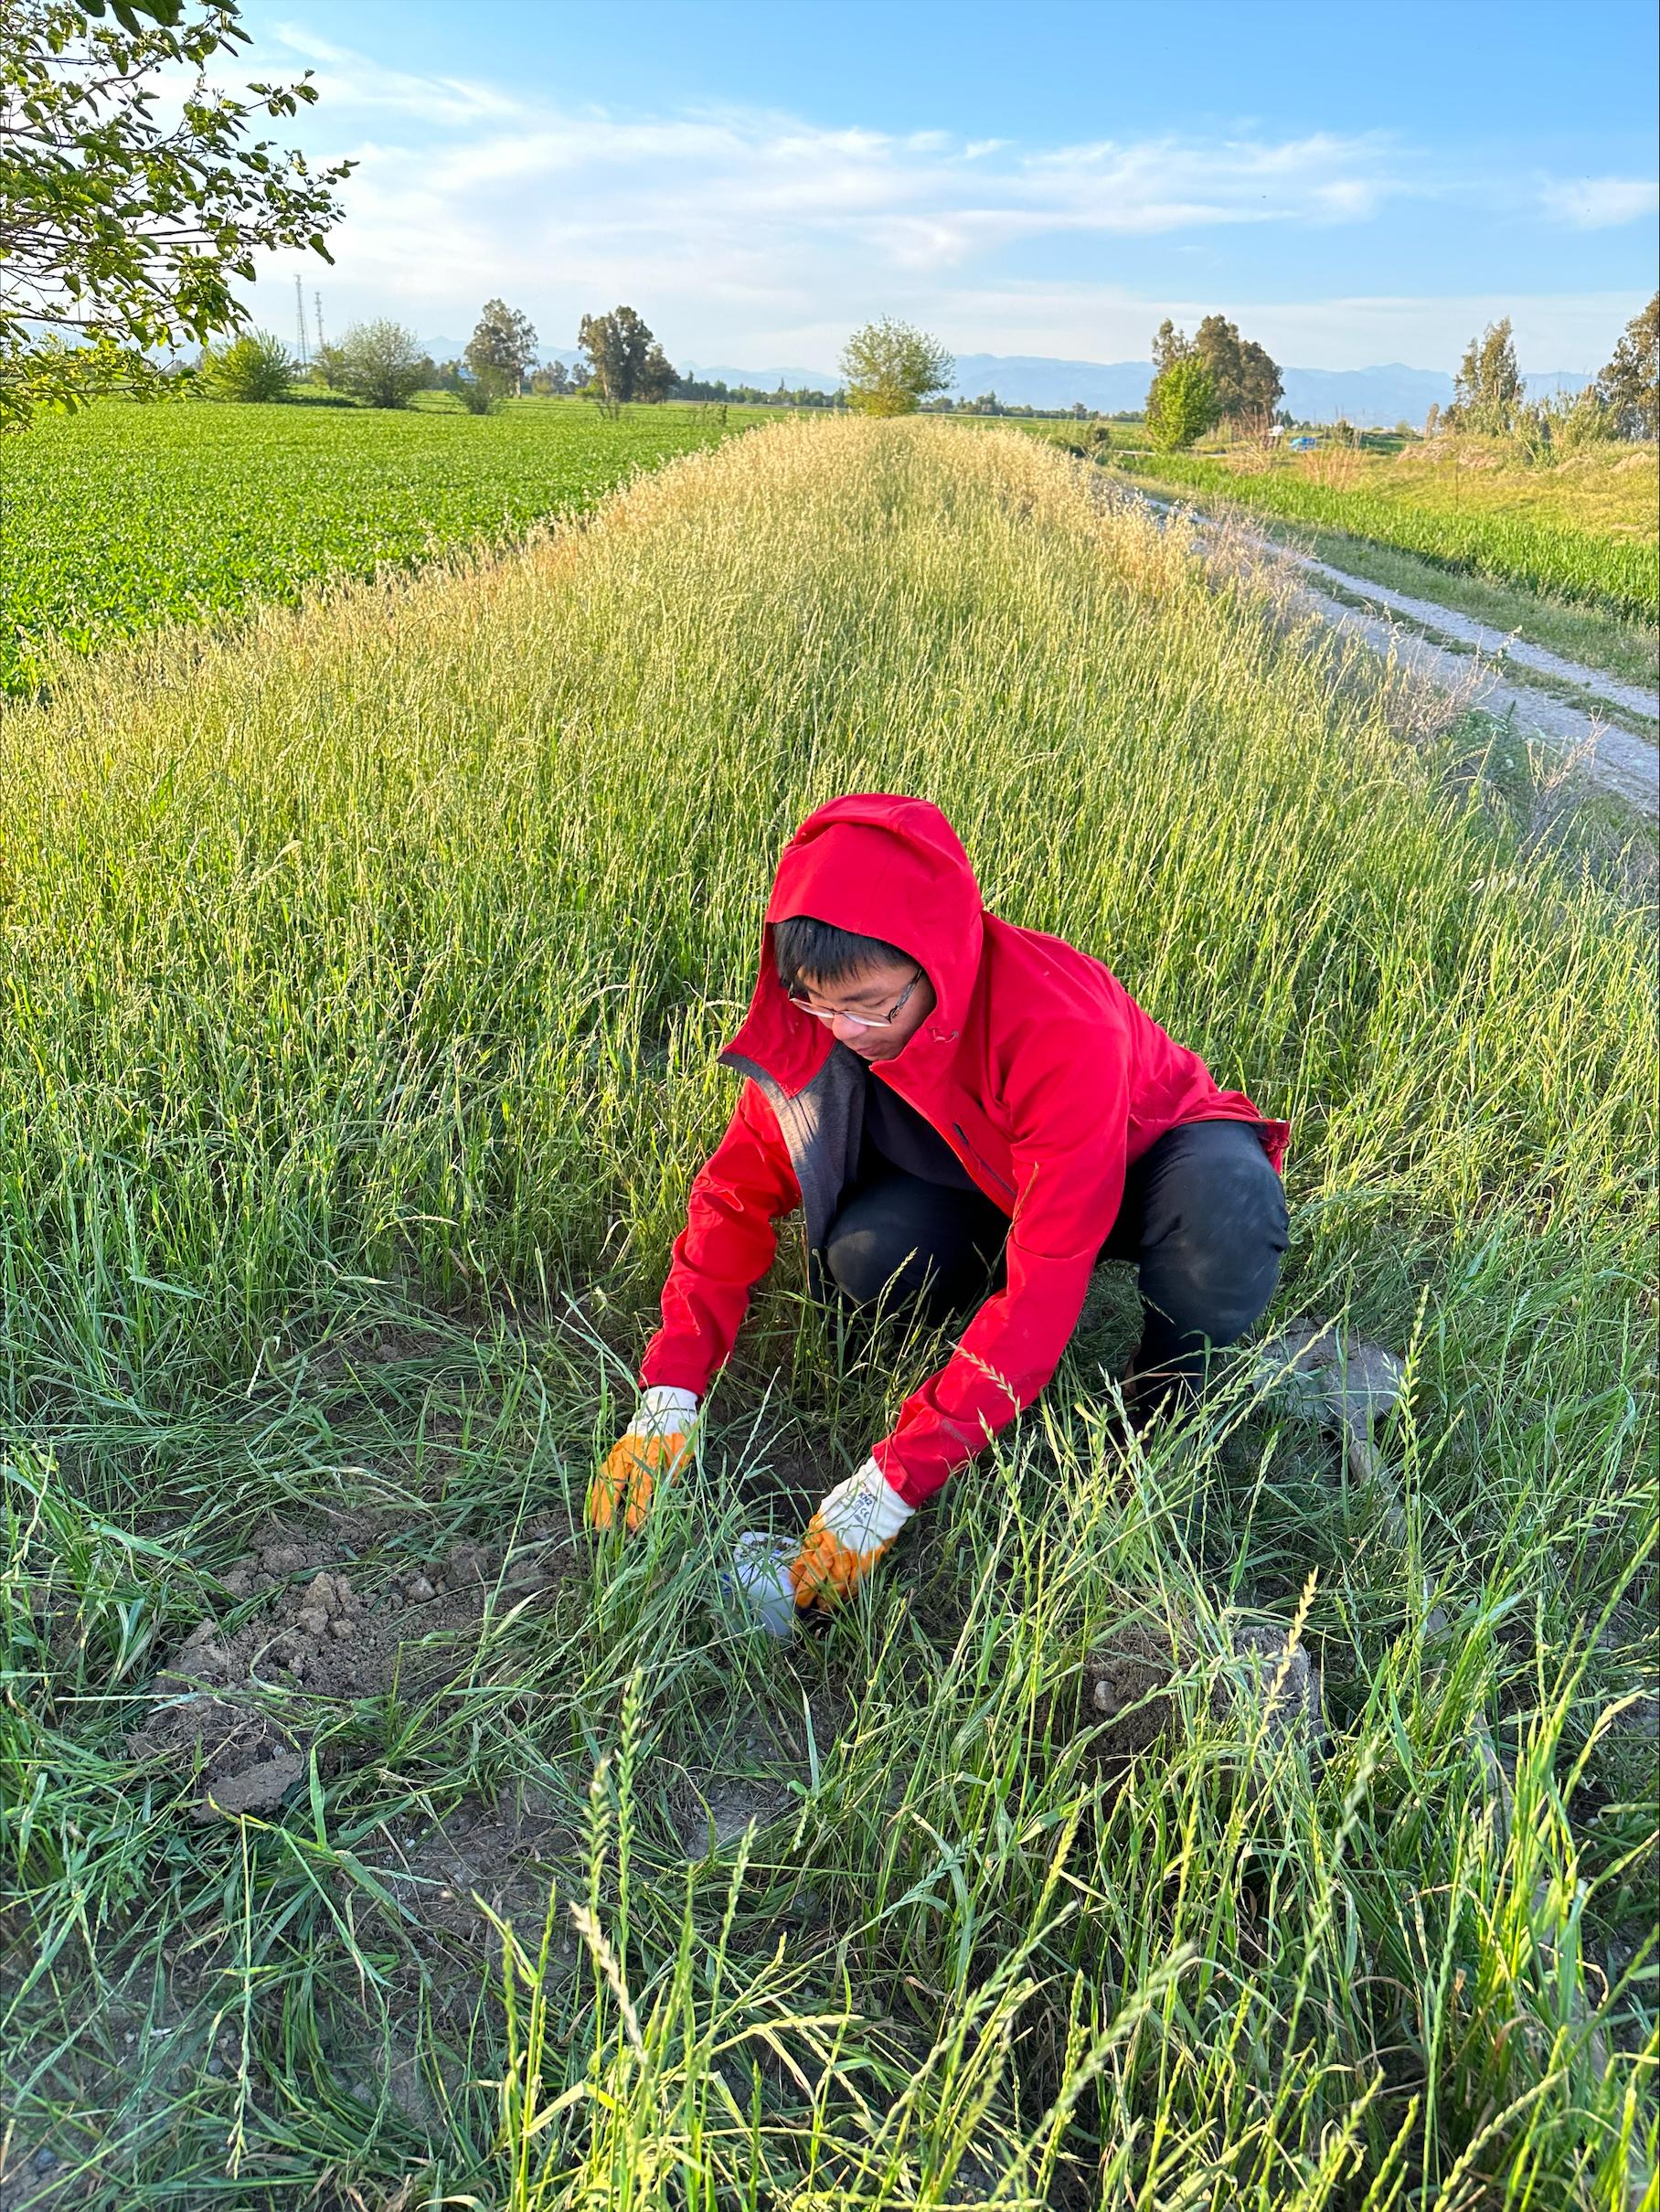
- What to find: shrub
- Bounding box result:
[199,330,293,404]
[333,320,431,410]
[1145,356,1219,451]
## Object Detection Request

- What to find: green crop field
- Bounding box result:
[0,395,765,697]
[3,420,1654,2207]
[1115,441,1660,623]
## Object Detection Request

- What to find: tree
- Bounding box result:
[838,318,953,416]
[1235,338,1283,422]
[1145,356,1219,450]
[529,359,569,398]
[1448,319,1524,435]
[333,320,431,409]
[1193,314,1283,426]
[464,298,537,400]
[576,306,675,415]
[1151,318,1194,376]
[1594,293,1658,441]
[199,327,292,401]
[636,342,676,404]
[0,0,351,429]
[313,340,350,392]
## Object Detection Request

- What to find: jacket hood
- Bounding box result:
[721,794,984,1095]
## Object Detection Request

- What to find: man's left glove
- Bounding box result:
[788,1460,914,1612]
[587,1385,699,1534]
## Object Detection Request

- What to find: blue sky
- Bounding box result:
[239,0,1657,372]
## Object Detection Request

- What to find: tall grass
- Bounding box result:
[1,419,1654,2206]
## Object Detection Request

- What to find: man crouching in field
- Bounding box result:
[588,792,1290,1616]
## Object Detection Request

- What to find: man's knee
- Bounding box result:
[824,1175,1002,1316]
[1138,1132,1288,1345]
[825,1218,930,1307]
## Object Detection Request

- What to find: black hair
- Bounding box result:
[772,915,910,994]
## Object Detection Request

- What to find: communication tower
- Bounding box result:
[293,275,309,369]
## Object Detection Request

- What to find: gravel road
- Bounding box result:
[1133,488,1659,816]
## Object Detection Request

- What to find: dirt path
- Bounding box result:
[1130,488,1659,816]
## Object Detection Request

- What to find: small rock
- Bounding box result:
[405,1574,436,1603]
[296,1609,329,1641]
[32,2147,59,2175]
[219,1568,253,1599]
[261,1545,308,1574]
[328,1617,355,1643]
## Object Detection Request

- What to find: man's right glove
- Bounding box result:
[587,1385,699,1535]
[788,1459,914,1612]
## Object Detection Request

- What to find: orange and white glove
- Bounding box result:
[587,1386,699,1535]
[788,1459,914,1612]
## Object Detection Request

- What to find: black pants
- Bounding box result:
[823,1120,1289,1403]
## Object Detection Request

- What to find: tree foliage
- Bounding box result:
[1151,318,1192,378]
[838,319,953,417]
[464,298,537,404]
[0,0,351,427]
[1594,292,1658,441]
[576,307,675,415]
[1447,319,1524,435]
[1145,355,1220,451]
[199,327,292,402]
[1193,314,1282,424]
[1152,318,1280,428]
[330,320,431,410]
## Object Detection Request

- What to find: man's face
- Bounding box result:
[791,955,937,1061]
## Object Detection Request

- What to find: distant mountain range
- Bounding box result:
[676,353,1592,429]
[422,340,1592,429]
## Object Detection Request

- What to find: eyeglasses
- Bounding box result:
[786,967,924,1032]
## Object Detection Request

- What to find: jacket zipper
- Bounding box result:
[952,1122,1016,1198]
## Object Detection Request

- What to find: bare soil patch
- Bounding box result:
[667,1688,852,1858]
[129,1513,583,1817]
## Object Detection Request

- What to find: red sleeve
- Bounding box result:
[872,1031,1130,1505]
[641,1081,802,1398]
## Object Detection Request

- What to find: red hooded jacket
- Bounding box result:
[642,795,1288,1505]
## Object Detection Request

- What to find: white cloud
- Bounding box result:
[243,26,1652,372]
[1538,175,1659,229]
[266,22,527,125]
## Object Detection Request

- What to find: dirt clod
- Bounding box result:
[200,1751,306,1821]
[1253,1324,1406,1443]
[1082,1614,1323,1762]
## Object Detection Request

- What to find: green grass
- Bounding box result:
[1008,416,1150,455]
[1113,444,1659,625]
[0,394,764,697]
[1,419,1654,2207]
